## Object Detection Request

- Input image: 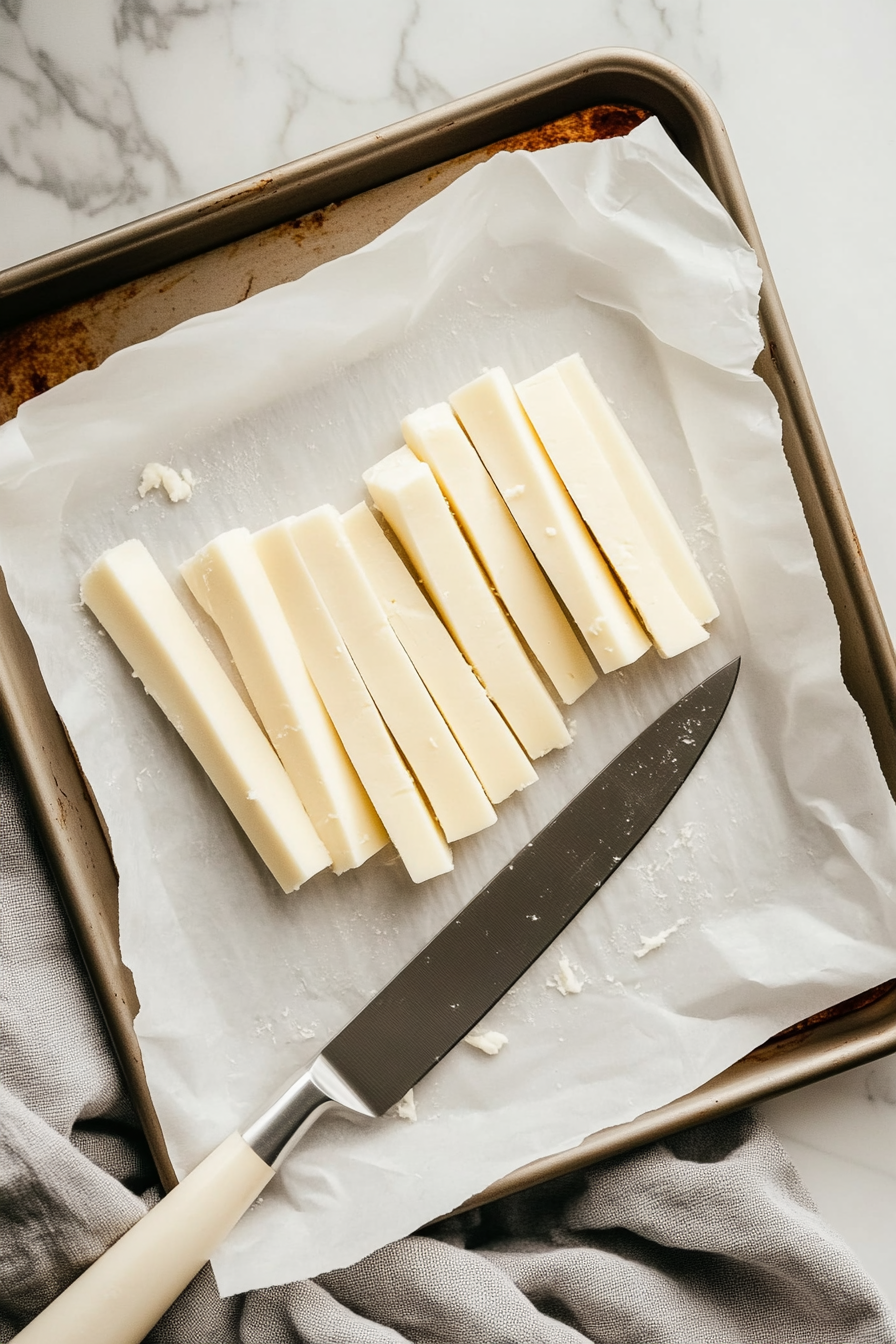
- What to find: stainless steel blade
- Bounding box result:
[322,657,740,1117]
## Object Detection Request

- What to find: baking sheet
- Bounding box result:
[2,118,896,1294]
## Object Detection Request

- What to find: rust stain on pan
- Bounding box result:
[423,103,649,181]
[272,204,340,254]
[284,207,332,237]
[1,308,100,412]
[155,270,194,297]
[0,273,164,422]
[196,175,275,216]
[491,103,649,153]
[766,980,896,1045]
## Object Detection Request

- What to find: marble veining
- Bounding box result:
[3,0,896,1311]
[1,0,451,259]
[0,0,712,271]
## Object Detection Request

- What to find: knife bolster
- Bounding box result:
[240,1055,374,1168]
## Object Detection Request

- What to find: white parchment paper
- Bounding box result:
[3,119,896,1294]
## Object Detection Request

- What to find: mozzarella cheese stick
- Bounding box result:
[515,367,708,660]
[401,402,596,705]
[180,529,386,874]
[362,448,571,759]
[342,502,536,803]
[81,538,330,893]
[449,368,651,674]
[291,505,495,844]
[254,520,453,884]
[554,353,719,625]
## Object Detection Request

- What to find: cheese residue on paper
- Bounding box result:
[546,954,584,996]
[464,1029,508,1055]
[138,462,195,503]
[392,1089,417,1122]
[634,917,689,958]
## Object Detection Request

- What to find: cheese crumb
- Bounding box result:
[546,954,584,996]
[464,1029,508,1056]
[138,463,195,503]
[392,1089,417,1122]
[502,483,526,501]
[634,917,689,958]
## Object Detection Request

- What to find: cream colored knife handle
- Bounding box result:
[15,1133,272,1344]
[16,1060,368,1344]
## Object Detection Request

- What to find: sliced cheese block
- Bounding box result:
[554,353,719,625]
[515,367,708,660]
[290,505,496,844]
[254,520,453,884]
[362,448,571,759]
[342,501,536,803]
[180,529,386,874]
[402,402,596,705]
[449,368,651,674]
[81,538,330,893]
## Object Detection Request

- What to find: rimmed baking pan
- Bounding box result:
[2,48,896,1205]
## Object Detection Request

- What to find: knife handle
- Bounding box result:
[16,1062,356,1343]
[15,1132,272,1344]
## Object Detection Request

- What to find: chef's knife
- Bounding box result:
[17,656,739,1344]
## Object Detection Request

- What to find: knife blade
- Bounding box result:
[18,656,739,1344]
[321,654,741,1117]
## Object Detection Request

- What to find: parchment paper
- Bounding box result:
[3,118,896,1295]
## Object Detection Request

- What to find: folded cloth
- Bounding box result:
[1,738,894,1343]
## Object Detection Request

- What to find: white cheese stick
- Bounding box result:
[401,403,596,705]
[80,539,330,893]
[363,448,571,759]
[342,502,536,803]
[554,353,719,625]
[515,367,708,660]
[449,368,651,674]
[254,520,453,884]
[291,506,496,844]
[180,529,386,874]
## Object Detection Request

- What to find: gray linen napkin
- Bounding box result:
[2,737,894,1343]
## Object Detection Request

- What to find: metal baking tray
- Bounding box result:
[2,49,896,1211]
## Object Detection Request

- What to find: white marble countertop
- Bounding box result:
[4,0,896,1309]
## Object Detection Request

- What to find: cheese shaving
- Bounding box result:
[392,1089,417,1122]
[546,954,584,996]
[634,917,689,958]
[138,462,195,503]
[464,1029,508,1055]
